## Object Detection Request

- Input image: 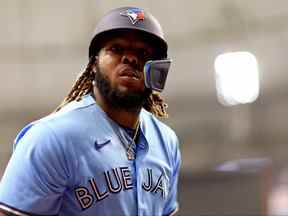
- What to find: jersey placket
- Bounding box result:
[134,130,149,216]
[108,121,142,215]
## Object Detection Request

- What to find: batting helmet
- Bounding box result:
[88,7,168,59]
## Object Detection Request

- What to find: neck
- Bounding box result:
[93,87,140,129]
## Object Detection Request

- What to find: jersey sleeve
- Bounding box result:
[163,136,181,216]
[0,122,72,215]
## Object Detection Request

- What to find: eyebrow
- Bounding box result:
[108,39,154,52]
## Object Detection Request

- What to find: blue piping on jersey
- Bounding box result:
[13,123,34,150]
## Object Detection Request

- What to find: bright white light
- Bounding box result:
[269,185,288,215]
[214,52,259,106]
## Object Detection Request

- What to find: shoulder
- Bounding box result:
[42,97,96,133]
[13,118,69,160]
[141,109,178,139]
[14,95,96,149]
[140,109,180,152]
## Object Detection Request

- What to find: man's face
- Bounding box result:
[94,31,155,111]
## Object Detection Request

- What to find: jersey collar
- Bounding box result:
[82,94,150,150]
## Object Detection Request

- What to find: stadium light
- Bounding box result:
[214,51,259,106]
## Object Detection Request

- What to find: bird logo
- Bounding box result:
[120,8,145,25]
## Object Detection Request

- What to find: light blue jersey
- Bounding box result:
[0,94,181,216]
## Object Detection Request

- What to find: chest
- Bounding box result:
[62,135,173,215]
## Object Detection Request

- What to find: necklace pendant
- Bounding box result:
[127,150,135,160]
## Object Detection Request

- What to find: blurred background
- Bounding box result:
[1,0,288,215]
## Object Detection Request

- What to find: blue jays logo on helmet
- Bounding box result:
[120,8,145,25]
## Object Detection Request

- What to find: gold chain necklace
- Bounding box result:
[126,121,140,160]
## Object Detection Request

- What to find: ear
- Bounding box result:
[90,56,99,74]
[90,55,98,64]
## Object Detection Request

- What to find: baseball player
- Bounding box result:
[0,6,181,216]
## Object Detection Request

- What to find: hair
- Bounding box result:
[54,56,168,118]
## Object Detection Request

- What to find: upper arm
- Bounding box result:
[0,123,71,215]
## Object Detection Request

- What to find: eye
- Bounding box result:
[109,44,124,54]
[138,48,153,60]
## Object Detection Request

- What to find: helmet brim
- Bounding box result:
[88,28,168,59]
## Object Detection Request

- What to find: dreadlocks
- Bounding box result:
[54,57,168,118]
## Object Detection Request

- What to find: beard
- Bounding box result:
[94,64,151,112]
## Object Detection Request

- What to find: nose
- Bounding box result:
[121,52,138,68]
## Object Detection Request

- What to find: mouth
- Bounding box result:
[119,67,140,80]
